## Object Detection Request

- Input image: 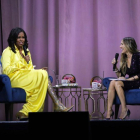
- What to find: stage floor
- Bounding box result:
[0,119,140,139]
[90,119,140,139]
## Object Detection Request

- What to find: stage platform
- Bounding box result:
[90,119,140,139]
[0,119,140,139]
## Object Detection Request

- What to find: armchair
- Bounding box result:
[0,56,53,121]
[102,77,140,119]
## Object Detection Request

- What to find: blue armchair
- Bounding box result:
[0,56,53,121]
[103,77,140,119]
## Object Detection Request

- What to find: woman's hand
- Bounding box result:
[24,55,30,63]
[19,50,30,63]
[42,67,48,71]
[112,58,118,65]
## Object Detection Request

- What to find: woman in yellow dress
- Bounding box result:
[1,27,73,120]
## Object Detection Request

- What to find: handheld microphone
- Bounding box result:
[23,45,29,64]
[113,53,119,71]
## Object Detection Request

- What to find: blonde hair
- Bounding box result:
[120,37,139,75]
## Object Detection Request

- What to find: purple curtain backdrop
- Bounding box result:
[0,0,140,120]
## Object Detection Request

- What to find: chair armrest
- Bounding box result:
[102,77,116,91]
[0,74,12,102]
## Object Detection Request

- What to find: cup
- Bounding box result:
[92,82,98,89]
[61,79,68,84]
[92,82,101,89]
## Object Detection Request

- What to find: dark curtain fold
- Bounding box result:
[1,0,19,51]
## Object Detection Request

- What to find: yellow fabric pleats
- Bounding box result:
[1,46,48,116]
[11,69,48,116]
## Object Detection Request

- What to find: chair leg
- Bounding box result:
[115,104,120,119]
[5,103,13,121]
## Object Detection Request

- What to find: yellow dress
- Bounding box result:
[1,46,48,116]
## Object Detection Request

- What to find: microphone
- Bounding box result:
[23,45,29,64]
[113,53,119,71]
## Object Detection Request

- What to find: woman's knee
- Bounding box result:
[109,80,116,87]
[109,80,116,89]
[39,70,48,79]
[114,81,123,89]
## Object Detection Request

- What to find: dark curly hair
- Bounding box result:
[7,27,28,53]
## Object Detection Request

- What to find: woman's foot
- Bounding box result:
[54,101,74,112]
[119,109,130,119]
[16,112,28,121]
[106,110,114,120]
[47,79,74,112]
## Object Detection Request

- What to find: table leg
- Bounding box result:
[97,91,106,119]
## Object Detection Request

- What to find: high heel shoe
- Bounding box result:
[54,101,74,112]
[119,109,131,120]
[47,79,74,112]
[106,110,114,120]
[16,112,28,121]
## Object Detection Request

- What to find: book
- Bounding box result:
[109,78,127,81]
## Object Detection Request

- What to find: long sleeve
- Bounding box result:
[1,46,33,76]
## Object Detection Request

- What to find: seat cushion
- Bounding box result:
[11,88,26,103]
[114,89,140,105]
[0,88,26,103]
